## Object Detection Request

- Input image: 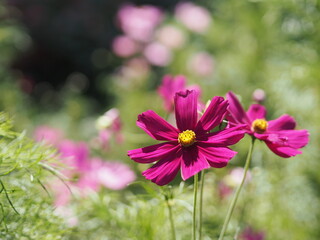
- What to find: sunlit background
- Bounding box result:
[0,0,319,239]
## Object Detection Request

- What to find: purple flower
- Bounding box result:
[226,91,309,157]
[128,90,245,186]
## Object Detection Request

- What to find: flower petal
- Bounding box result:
[197,144,237,168]
[255,129,309,158]
[267,114,296,131]
[157,75,186,112]
[247,104,267,122]
[128,142,179,163]
[226,91,250,125]
[196,96,228,134]
[197,126,245,147]
[174,90,198,131]
[142,149,182,186]
[181,146,210,181]
[137,110,179,140]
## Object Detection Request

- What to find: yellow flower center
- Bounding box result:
[178,130,196,147]
[251,119,268,133]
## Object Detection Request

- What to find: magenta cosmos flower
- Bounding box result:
[226,91,309,158]
[128,90,245,186]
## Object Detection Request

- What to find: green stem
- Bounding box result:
[218,137,255,240]
[166,196,176,240]
[193,173,199,240]
[199,170,205,240]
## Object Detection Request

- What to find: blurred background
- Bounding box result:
[0,0,319,239]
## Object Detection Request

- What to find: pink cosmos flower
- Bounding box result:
[128,90,245,186]
[34,125,63,146]
[112,35,140,57]
[117,4,163,42]
[143,42,172,66]
[95,108,123,149]
[157,75,201,112]
[52,140,135,206]
[189,52,215,77]
[156,25,186,49]
[226,91,309,157]
[175,2,212,33]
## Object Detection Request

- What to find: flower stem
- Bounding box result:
[199,170,205,240]
[218,137,255,240]
[193,173,199,240]
[165,196,176,240]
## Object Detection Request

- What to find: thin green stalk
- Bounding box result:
[199,170,205,240]
[218,137,255,240]
[193,173,199,240]
[165,196,176,240]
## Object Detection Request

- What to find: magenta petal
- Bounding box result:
[226,91,250,125]
[128,142,179,163]
[247,104,267,122]
[256,129,309,149]
[196,96,228,133]
[198,126,245,147]
[265,144,302,158]
[197,144,237,168]
[181,147,210,181]
[174,90,198,131]
[255,129,309,158]
[137,110,179,140]
[142,150,182,186]
[267,114,296,131]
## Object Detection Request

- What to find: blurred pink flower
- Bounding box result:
[175,2,212,33]
[92,158,136,190]
[143,42,172,66]
[52,140,135,206]
[117,57,151,83]
[117,4,163,42]
[112,35,140,57]
[240,226,265,240]
[252,89,266,103]
[34,125,63,146]
[218,167,252,199]
[156,25,186,49]
[96,108,124,149]
[189,52,214,77]
[157,75,202,112]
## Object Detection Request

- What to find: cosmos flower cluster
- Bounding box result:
[128,76,309,186]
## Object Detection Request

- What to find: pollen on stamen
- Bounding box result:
[251,119,268,133]
[178,130,196,147]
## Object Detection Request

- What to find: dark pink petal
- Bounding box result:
[174,90,198,131]
[226,91,250,125]
[267,114,296,131]
[265,144,302,158]
[255,129,309,158]
[197,144,237,168]
[247,104,267,122]
[196,96,228,134]
[197,126,245,147]
[142,150,182,186]
[137,110,179,140]
[128,142,179,163]
[181,146,210,181]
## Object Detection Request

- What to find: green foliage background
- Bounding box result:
[0,0,319,239]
